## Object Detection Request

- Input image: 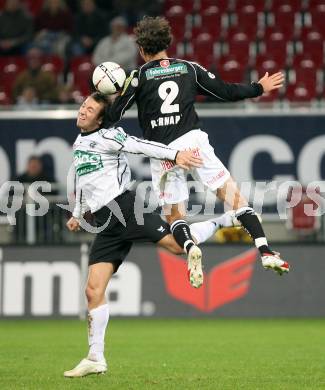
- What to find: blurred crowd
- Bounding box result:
[0,0,162,105]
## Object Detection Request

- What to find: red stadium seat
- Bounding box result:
[0,57,27,95]
[294,62,319,91]
[0,90,11,105]
[287,189,320,234]
[286,83,318,101]
[310,5,325,34]
[308,0,325,9]
[23,0,44,16]
[164,0,196,14]
[2,65,21,95]
[262,29,288,66]
[254,55,284,79]
[199,0,229,13]
[195,6,223,39]
[193,32,214,52]
[0,56,26,71]
[271,4,297,38]
[41,55,64,76]
[227,32,251,64]
[70,56,94,96]
[217,57,246,82]
[191,33,216,68]
[269,0,303,12]
[292,53,319,68]
[298,26,323,41]
[234,0,266,12]
[300,30,324,66]
[234,5,259,39]
[255,54,285,70]
[224,26,257,41]
[166,6,188,41]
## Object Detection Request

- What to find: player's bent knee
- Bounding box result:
[85,284,105,305]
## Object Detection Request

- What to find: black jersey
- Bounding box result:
[108,58,263,145]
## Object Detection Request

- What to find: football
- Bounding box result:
[92,61,126,95]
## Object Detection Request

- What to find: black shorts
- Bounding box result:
[89,190,170,271]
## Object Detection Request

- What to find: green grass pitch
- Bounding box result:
[0,318,324,389]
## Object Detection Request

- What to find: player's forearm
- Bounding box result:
[72,187,88,219]
[220,82,264,101]
[123,136,177,161]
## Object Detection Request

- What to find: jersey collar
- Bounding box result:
[80,127,101,137]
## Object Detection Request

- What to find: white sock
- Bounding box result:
[190,220,218,244]
[87,303,109,362]
[190,211,238,244]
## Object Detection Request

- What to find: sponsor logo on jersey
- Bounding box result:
[114,131,126,144]
[208,72,216,79]
[206,170,226,186]
[74,150,104,176]
[161,160,175,170]
[145,63,188,80]
[160,59,170,68]
[157,226,166,232]
[158,248,257,312]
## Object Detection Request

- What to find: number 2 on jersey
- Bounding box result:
[158,81,180,114]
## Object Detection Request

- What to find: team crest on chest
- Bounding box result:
[160,59,170,68]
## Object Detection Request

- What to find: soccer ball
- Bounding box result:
[92,61,126,95]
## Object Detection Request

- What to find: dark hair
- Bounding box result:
[134,16,172,55]
[28,155,42,163]
[90,92,110,126]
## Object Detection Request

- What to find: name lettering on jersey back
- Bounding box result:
[151,115,181,129]
[145,63,188,80]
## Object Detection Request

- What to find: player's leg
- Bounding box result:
[164,202,197,254]
[188,210,239,244]
[64,262,114,377]
[150,159,203,287]
[216,176,290,275]
[192,130,289,275]
[152,159,197,255]
[85,262,114,361]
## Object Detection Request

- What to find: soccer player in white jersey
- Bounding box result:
[63,92,237,378]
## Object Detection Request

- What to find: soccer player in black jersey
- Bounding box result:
[108,16,289,275]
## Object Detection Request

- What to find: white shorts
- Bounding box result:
[150,129,230,205]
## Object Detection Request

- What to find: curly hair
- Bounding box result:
[134,16,172,55]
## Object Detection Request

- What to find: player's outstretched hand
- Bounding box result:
[176,150,203,170]
[66,217,80,232]
[258,72,285,92]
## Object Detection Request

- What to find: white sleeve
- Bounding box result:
[101,127,178,160]
[72,175,89,219]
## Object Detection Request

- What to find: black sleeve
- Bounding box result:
[190,62,264,102]
[106,70,138,125]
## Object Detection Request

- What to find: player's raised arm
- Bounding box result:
[191,62,284,102]
[106,70,138,124]
[104,127,202,169]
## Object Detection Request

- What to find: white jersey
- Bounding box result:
[72,126,178,216]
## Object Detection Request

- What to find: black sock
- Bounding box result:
[235,207,274,256]
[170,219,195,253]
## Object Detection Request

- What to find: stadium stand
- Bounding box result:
[0,0,323,104]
